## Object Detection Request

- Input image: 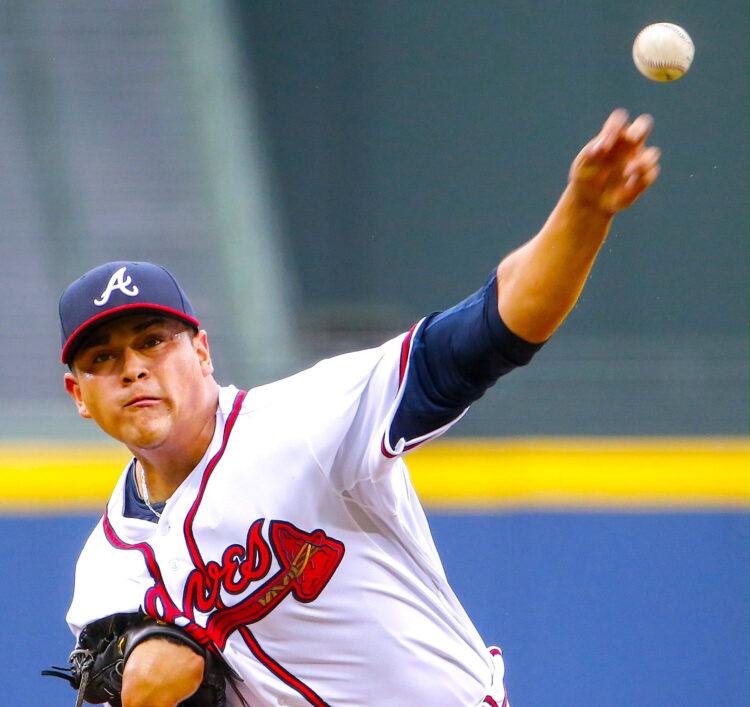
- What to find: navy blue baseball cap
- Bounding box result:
[59,261,200,364]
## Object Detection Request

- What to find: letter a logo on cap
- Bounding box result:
[94,266,140,306]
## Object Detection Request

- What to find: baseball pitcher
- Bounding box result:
[45,110,659,706]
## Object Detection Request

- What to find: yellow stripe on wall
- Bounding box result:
[1,443,130,511]
[0,438,748,511]
[407,438,750,509]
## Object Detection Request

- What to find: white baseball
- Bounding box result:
[632,23,694,82]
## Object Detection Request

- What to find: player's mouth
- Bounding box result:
[124,395,162,408]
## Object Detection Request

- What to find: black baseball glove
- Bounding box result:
[42,611,240,706]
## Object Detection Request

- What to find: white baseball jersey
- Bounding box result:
[68,326,507,706]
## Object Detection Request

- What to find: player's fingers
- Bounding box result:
[589,109,630,157]
[575,109,647,181]
[603,114,655,167]
[624,113,654,147]
[596,112,654,164]
[602,108,630,139]
[623,145,661,179]
[640,162,661,188]
[620,163,661,208]
[626,162,661,191]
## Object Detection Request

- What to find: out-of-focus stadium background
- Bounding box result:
[0,1,747,705]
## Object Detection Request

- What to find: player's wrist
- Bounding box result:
[559,182,618,224]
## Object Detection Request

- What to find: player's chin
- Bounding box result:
[115,416,172,450]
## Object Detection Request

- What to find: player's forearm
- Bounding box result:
[496,184,613,343]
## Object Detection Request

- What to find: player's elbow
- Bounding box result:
[121,638,205,707]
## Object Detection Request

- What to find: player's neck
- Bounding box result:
[132,386,220,503]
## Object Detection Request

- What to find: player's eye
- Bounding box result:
[81,350,114,369]
[142,336,163,348]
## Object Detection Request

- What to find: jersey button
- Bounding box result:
[159,520,170,535]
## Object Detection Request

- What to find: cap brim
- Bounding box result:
[61,303,200,364]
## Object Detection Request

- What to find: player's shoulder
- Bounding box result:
[242,333,407,411]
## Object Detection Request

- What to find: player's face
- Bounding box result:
[64,314,216,452]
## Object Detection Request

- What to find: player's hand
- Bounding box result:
[121,637,205,707]
[568,108,661,216]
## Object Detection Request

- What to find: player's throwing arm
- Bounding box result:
[496,109,660,344]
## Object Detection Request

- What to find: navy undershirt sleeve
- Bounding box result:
[389,270,545,446]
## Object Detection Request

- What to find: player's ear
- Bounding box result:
[64,371,92,419]
[192,329,214,377]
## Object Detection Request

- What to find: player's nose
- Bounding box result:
[120,347,150,383]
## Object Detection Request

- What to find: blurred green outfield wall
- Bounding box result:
[231,0,748,436]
